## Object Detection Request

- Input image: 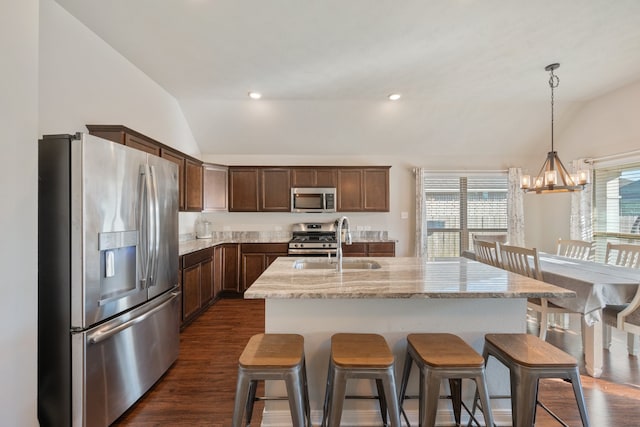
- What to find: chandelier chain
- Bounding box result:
[549,69,559,153]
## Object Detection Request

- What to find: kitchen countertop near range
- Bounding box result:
[179,230,395,256]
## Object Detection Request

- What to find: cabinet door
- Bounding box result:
[291,168,316,187]
[229,168,259,211]
[125,133,160,156]
[182,264,201,322]
[213,245,223,298]
[203,164,228,212]
[342,243,367,257]
[242,253,266,290]
[185,159,203,212]
[337,169,363,211]
[161,149,186,211]
[363,168,390,211]
[367,242,396,257]
[199,258,214,305]
[221,244,240,292]
[316,168,337,187]
[260,168,291,211]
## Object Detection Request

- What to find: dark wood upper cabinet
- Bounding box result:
[260,168,291,211]
[228,167,260,211]
[337,167,389,212]
[337,168,363,212]
[86,125,203,213]
[203,164,228,212]
[228,167,290,212]
[124,133,160,156]
[291,167,337,188]
[160,148,186,211]
[185,158,203,212]
[362,168,390,212]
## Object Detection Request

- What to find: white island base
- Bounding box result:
[261,298,526,426]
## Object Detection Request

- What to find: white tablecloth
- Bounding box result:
[542,254,640,325]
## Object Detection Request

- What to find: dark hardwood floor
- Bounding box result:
[114,299,640,426]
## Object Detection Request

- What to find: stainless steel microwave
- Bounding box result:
[291,187,337,213]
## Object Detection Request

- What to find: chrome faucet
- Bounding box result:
[335,216,352,272]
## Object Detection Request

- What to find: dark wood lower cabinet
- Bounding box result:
[342,241,395,257]
[179,241,393,327]
[241,243,289,290]
[181,247,215,327]
[219,243,241,294]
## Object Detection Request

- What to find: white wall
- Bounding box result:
[524,79,640,253]
[0,0,39,424]
[0,0,203,423]
[39,0,199,157]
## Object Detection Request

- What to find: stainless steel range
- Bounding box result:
[288,222,338,256]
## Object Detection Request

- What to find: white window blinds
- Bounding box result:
[424,173,508,258]
[593,162,640,260]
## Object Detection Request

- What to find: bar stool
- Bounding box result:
[322,333,401,427]
[470,333,590,427]
[398,333,494,427]
[232,333,311,427]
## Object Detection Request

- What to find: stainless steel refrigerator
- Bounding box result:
[38,132,181,427]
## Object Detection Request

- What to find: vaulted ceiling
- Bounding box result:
[54,0,640,158]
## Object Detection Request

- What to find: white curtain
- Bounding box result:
[507,167,525,246]
[414,168,426,257]
[570,159,593,240]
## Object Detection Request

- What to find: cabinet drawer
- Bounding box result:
[182,247,213,268]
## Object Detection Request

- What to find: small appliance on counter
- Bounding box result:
[195,217,213,239]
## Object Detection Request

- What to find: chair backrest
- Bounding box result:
[605,243,640,268]
[556,238,595,261]
[499,244,543,280]
[473,238,500,267]
[472,233,508,244]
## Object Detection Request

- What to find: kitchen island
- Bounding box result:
[244,257,575,426]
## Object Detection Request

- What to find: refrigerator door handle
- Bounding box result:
[148,165,160,286]
[139,164,155,288]
[87,291,180,344]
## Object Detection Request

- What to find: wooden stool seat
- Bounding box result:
[399,333,494,427]
[470,333,590,427]
[322,333,401,427]
[485,333,577,368]
[233,333,311,427]
[408,333,485,368]
[331,333,394,367]
[239,333,304,368]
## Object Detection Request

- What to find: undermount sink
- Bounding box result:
[293,259,382,270]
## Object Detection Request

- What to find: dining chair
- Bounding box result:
[499,244,575,341]
[471,233,507,244]
[473,238,501,267]
[604,242,640,268]
[556,238,595,261]
[602,242,640,356]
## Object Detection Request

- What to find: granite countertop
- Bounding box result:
[179,231,396,256]
[243,257,576,300]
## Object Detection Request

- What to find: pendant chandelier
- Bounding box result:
[521,63,588,193]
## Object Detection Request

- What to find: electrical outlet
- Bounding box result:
[401,211,409,219]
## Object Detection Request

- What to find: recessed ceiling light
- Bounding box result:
[248,91,262,100]
[388,93,401,101]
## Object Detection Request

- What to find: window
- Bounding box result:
[423,173,508,258]
[592,162,640,261]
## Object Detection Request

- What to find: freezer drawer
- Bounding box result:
[73,290,180,427]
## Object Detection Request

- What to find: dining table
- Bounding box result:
[539,253,640,377]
